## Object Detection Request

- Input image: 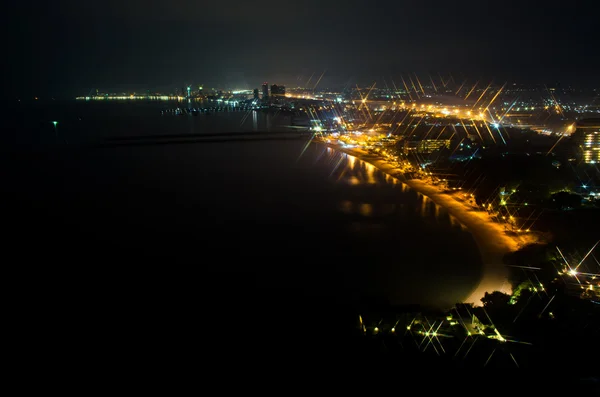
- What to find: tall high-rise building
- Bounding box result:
[573,118,600,164]
[262,82,269,99]
[253,88,259,100]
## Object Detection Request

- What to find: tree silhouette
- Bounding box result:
[550,191,582,210]
[481,291,511,308]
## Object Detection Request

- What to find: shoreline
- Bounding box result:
[322,141,542,306]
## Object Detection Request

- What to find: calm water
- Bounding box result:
[3,99,297,146]
[3,100,483,309]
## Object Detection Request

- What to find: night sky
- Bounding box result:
[4,0,599,98]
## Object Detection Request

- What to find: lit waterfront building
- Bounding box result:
[574,118,600,164]
[404,139,451,154]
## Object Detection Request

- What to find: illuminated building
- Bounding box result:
[262,82,269,100]
[573,118,600,164]
[404,139,451,154]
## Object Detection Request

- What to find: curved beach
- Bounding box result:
[324,143,540,305]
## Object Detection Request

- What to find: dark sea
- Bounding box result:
[2,99,484,368]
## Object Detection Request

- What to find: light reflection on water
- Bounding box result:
[5,103,487,312]
[359,203,373,217]
[301,143,482,308]
[94,139,481,309]
[420,194,430,218]
[366,162,376,184]
[317,144,472,230]
[339,200,353,213]
[339,200,395,218]
[347,154,356,169]
[15,126,484,309]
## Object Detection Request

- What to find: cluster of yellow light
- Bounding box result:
[582,131,600,163]
[379,102,491,122]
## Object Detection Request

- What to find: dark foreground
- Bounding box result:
[2,140,598,391]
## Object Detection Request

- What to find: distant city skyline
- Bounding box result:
[9,73,600,101]
[4,0,599,98]
[76,78,599,99]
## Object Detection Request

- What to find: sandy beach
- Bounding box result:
[323,142,540,305]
